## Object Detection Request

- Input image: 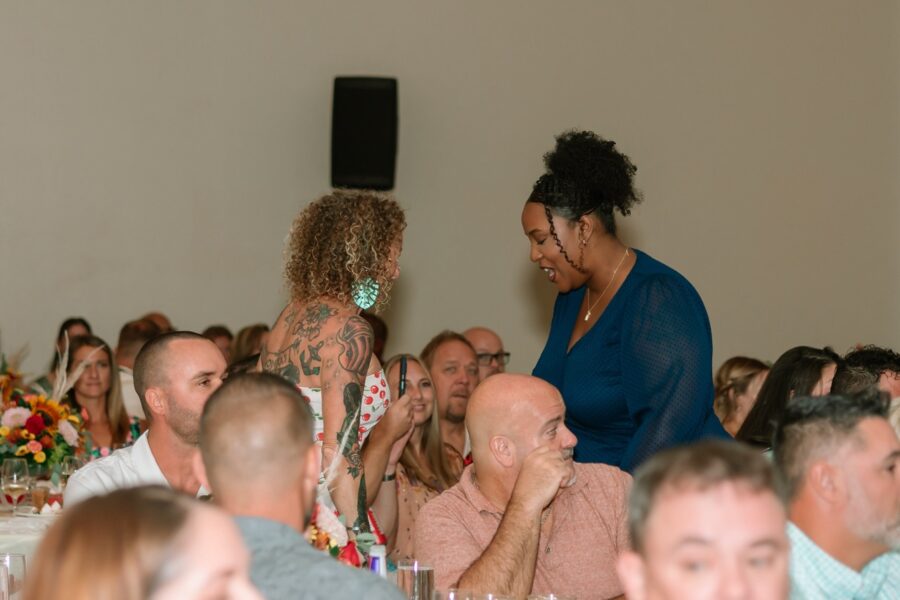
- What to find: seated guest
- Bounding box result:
[832,365,880,395]
[232,324,270,364]
[30,316,92,395]
[362,312,389,364]
[464,326,510,380]
[28,486,261,600]
[736,346,842,449]
[141,311,175,333]
[203,324,234,362]
[421,331,479,459]
[616,440,789,600]
[844,345,900,398]
[66,335,138,459]
[415,374,631,599]
[373,354,463,563]
[773,389,900,598]
[64,332,225,505]
[116,318,162,420]
[713,356,769,436]
[195,373,404,600]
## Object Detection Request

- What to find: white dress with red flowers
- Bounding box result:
[297,371,391,564]
[297,370,390,447]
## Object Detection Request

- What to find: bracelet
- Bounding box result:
[382,472,396,482]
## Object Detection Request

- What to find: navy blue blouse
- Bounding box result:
[533,249,728,473]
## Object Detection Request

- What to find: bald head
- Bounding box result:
[199,373,314,499]
[467,374,566,455]
[464,326,507,379]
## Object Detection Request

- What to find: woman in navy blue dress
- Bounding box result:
[522,131,727,472]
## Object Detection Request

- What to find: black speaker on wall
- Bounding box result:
[331,77,398,191]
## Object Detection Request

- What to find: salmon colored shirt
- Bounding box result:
[415,463,631,599]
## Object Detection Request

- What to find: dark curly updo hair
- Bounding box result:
[285,189,406,312]
[528,130,642,237]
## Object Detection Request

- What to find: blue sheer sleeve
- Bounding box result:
[619,274,717,471]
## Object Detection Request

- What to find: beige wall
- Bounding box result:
[1,1,898,378]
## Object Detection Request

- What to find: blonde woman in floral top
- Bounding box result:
[374,354,463,563]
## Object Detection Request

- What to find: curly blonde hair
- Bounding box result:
[285,190,406,311]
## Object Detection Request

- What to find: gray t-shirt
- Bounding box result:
[235,516,405,600]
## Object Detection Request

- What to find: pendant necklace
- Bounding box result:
[584,248,630,322]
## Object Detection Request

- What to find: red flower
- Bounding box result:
[25,415,46,436]
[39,435,54,449]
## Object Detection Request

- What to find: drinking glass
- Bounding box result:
[59,456,83,488]
[527,595,575,600]
[397,559,434,600]
[1,461,30,507]
[0,554,26,599]
[472,595,513,600]
[434,591,474,600]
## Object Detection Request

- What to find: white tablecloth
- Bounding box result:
[0,513,56,565]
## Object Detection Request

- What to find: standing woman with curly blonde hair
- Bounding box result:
[259,190,414,557]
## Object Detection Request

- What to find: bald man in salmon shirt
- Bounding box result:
[415,374,630,599]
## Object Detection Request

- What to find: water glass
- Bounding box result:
[472,595,513,600]
[0,554,26,599]
[434,591,474,600]
[527,595,575,600]
[397,559,434,600]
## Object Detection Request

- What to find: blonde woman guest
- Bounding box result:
[259,190,412,542]
[26,486,261,600]
[232,324,270,364]
[373,354,463,563]
[66,335,140,460]
[713,356,769,437]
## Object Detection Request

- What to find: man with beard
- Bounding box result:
[773,389,900,598]
[195,373,402,600]
[415,374,631,599]
[65,332,225,504]
[421,330,479,459]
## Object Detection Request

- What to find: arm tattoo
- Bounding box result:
[339,382,364,478]
[337,317,373,377]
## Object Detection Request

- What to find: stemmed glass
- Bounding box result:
[59,456,83,488]
[1,460,30,510]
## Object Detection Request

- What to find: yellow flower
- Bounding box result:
[33,451,46,464]
[0,426,9,437]
[14,446,28,457]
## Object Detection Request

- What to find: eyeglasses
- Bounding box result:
[476,352,510,366]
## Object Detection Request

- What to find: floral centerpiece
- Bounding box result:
[0,388,82,470]
[0,344,86,472]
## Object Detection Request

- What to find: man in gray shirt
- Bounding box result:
[196,373,403,600]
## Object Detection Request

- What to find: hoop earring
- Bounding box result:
[351,277,380,310]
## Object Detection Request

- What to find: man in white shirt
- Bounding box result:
[115,318,161,420]
[65,331,226,505]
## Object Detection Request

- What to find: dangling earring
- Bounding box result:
[351,277,380,310]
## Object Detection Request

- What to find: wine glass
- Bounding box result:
[0,553,26,599]
[1,460,30,509]
[59,456,83,488]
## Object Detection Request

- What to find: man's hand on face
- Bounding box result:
[509,445,575,516]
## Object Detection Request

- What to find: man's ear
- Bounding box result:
[193,450,211,493]
[302,444,321,494]
[145,387,166,417]
[806,460,845,505]
[616,550,648,600]
[490,436,515,468]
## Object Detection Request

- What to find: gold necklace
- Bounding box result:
[584,248,629,322]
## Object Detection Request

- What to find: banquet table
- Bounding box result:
[0,511,56,565]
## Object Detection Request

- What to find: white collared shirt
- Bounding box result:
[64,432,207,505]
